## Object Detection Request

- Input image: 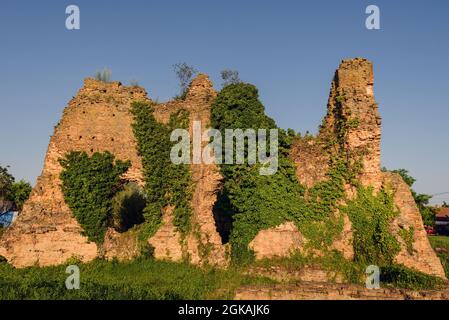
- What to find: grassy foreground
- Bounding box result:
[429,236,449,277]
[1,236,448,300]
[0,258,274,300]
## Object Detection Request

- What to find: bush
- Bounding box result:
[9,180,32,210]
[59,151,130,244]
[0,166,32,210]
[0,166,14,200]
[380,265,446,290]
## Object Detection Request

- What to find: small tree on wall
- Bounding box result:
[95,68,112,83]
[220,69,241,87]
[173,63,197,98]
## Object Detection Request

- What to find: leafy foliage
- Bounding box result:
[0,166,14,200]
[390,168,415,187]
[130,102,193,239]
[341,186,400,265]
[173,62,197,98]
[9,180,32,210]
[380,265,446,290]
[398,226,415,255]
[0,165,32,210]
[59,151,130,244]
[211,82,410,269]
[211,83,350,264]
[221,69,241,87]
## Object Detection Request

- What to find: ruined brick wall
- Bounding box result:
[250,58,445,278]
[0,76,227,268]
[0,60,443,278]
[149,75,227,266]
[320,58,382,190]
[235,283,449,300]
[0,79,148,267]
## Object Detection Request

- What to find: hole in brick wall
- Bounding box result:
[79,136,82,140]
[112,113,116,117]
[212,192,234,244]
[111,182,146,233]
[90,148,94,153]
[92,136,96,140]
[111,138,115,142]
[82,111,86,114]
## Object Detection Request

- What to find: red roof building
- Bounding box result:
[436,207,449,221]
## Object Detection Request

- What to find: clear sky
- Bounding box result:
[1,0,448,204]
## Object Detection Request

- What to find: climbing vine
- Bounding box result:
[211,82,408,269]
[211,83,352,264]
[398,226,415,255]
[130,101,193,240]
[341,186,400,265]
[59,151,130,244]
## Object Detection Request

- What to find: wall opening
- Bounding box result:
[111,182,146,233]
[212,191,234,244]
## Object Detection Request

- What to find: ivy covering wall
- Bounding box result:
[211,83,404,268]
[211,84,344,264]
[130,101,193,240]
[59,151,130,244]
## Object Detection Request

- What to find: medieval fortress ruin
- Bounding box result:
[0,58,445,280]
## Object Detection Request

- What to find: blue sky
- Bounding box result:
[1,0,448,204]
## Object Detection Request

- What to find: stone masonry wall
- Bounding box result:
[0,76,227,267]
[0,60,444,279]
[251,58,445,278]
[149,75,227,266]
[0,79,148,267]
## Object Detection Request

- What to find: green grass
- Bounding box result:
[251,249,447,291]
[2,235,448,300]
[0,258,274,300]
[429,235,449,277]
